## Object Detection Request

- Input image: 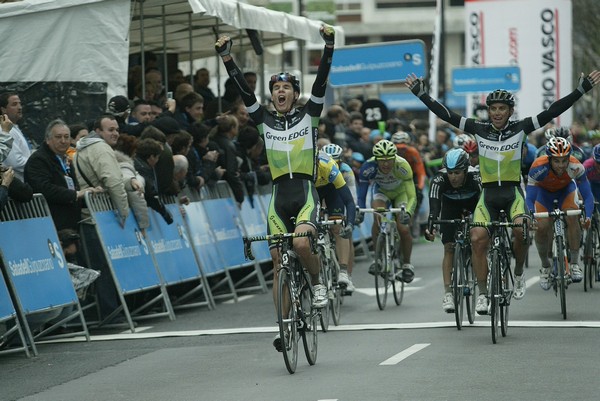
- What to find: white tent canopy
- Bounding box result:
[130,0,345,62]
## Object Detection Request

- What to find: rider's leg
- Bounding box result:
[470,226,490,294]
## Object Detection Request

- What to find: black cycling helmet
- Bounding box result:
[269,72,300,94]
[486,89,515,107]
[442,148,469,171]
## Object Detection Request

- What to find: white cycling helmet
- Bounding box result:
[323,143,343,160]
[391,131,411,145]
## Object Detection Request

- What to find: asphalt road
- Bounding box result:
[2,239,600,401]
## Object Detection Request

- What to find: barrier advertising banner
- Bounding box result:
[0,272,15,321]
[464,0,572,125]
[0,218,77,313]
[93,211,162,293]
[145,205,202,285]
[183,202,224,276]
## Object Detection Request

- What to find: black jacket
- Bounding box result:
[24,142,81,230]
[212,134,244,204]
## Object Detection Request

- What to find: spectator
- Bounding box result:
[0,110,15,162]
[173,92,204,131]
[236,126,271,205]
[229,101,254,129]
[74,114,129,322]
[0,93,32,180]
[24,119,94,232]
[194,67,216,103]
[0,165,33,209]
[67,123,89,161]
[114,134,149,232]
[243,71,258,93]
[106,95,133,134]
[188,121,224,189]
[147,118,179,195]
[128,99,153,125]
[209,114,244,206]
[133,138,173,224]
[345,111,372,159]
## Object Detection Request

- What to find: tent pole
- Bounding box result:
[140,0,146,100]
[215,18,222,115]
[259,31,266,105]
[188,13,193,85]
[162,5,168,94]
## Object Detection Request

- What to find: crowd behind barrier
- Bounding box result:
[0,180,377,357]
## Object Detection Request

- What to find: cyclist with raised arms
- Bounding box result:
[407,69,600,312]
[315,148,357,292]
[322,143,358,293]
[527,137,593,288]
[356,139,417,283]
[216,25,336,352]
[425,149,481,313]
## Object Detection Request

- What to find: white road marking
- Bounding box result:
[38,320,600,344]
[223,295,255,304]
[380,343,430,365]
[354,286,421,296]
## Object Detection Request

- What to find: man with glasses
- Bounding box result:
[356,139,417,283]
[215,25,336,352]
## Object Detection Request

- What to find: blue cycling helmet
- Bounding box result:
[593,144,600,163]
[442,148,469,171]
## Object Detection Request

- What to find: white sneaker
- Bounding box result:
[513,274,526,300]
[475,294,489,315]
[344,277,355,293]
[338,270,350,287]
[570,264,583,283]
[442,292,455,313]
[312,284,328,309]
[539,267,551,290]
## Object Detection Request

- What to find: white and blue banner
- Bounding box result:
[93,211,161,293]
[0,218,77,313]
[145,205,202,285]
[183,202,225,276]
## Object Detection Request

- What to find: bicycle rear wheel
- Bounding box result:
[500,254,512,337]
[318,254,330,332]
[277,268,298,374]
[452,243,465,330]
[583,223,598,291]
[464,249,476,324]
[489,249,501,344]
[556,236,567,320]
[392,231,404,306]
[300,272,318,365]
[374,233,389,310]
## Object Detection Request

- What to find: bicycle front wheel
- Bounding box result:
[452,243,465,330]
[583,224,598,291]
[489,249,501,344]
[277,268,298,374]
[392,230,404,306]
[464,248,477,324]
[330,254,342,326]
[374,233,389,310]
[318,253,330,332]
[556,236,567,320]
[300,272,318,365]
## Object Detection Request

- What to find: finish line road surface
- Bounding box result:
[2,240,600,401]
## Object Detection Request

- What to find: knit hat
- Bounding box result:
[237,127,260,149]
[152,116,181,136]
[107,95,132,115]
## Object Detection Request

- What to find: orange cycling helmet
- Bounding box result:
[545,136,572,157]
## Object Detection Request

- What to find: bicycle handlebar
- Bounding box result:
[533,209,582,218]
[242,231,314,261]
[358,207,406,214]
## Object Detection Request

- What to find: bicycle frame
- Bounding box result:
[242,231,318,374]
[534,203,581,319]
[316,216,344,329]
[359,206,406,310]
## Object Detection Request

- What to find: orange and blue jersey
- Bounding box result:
[526,155,593,218]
